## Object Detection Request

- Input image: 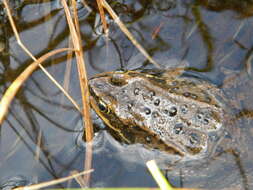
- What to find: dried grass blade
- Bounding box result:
[61,0,93,138]
[13,169,93,190]
[101,0,161,68]
[0,48,74,125]
[62,0,93,186]
[96,0,108,35]
[72,0,93,186]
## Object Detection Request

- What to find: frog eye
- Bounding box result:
[98,100,109,113]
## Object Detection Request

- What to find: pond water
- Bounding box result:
[1,0,253,189]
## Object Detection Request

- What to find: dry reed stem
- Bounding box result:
[62,0,93,186]
[71,0,93,186]
[101,0,161,68]
[96,0,108,35]
[67,0,93,141]
[0,48,73,124]
[1,0,82,119]
[13,169,93,190]
[61,0,93,140]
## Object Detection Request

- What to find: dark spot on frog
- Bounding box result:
[203,118,209,125]
[189,133,200,145]
[121,89,127,94]
[150,91,156,97]
[187,121,191,126]
[127,102,134,110]
[144,107,151,115]
[134,88,140,95]
[169,106,177,117]
[214,104,220,108]
[142,90,156,101]
[181,105,188,114]
[197,113,203,120]
[154,98,160,106]
[174,123,184,134]
[196,112,211,125]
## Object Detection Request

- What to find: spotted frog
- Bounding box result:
[89,70,231,159]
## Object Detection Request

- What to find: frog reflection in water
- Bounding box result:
[89,70,230,160]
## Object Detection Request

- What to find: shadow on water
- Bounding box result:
[166,148,250,190]
[1,0,253,189]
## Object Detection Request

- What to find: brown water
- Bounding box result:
[0,0,253,189]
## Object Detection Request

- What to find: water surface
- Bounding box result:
[0,0,253,189]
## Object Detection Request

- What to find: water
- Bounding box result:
[0,0,253,189]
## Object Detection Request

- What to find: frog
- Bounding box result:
[88,68,236,160]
